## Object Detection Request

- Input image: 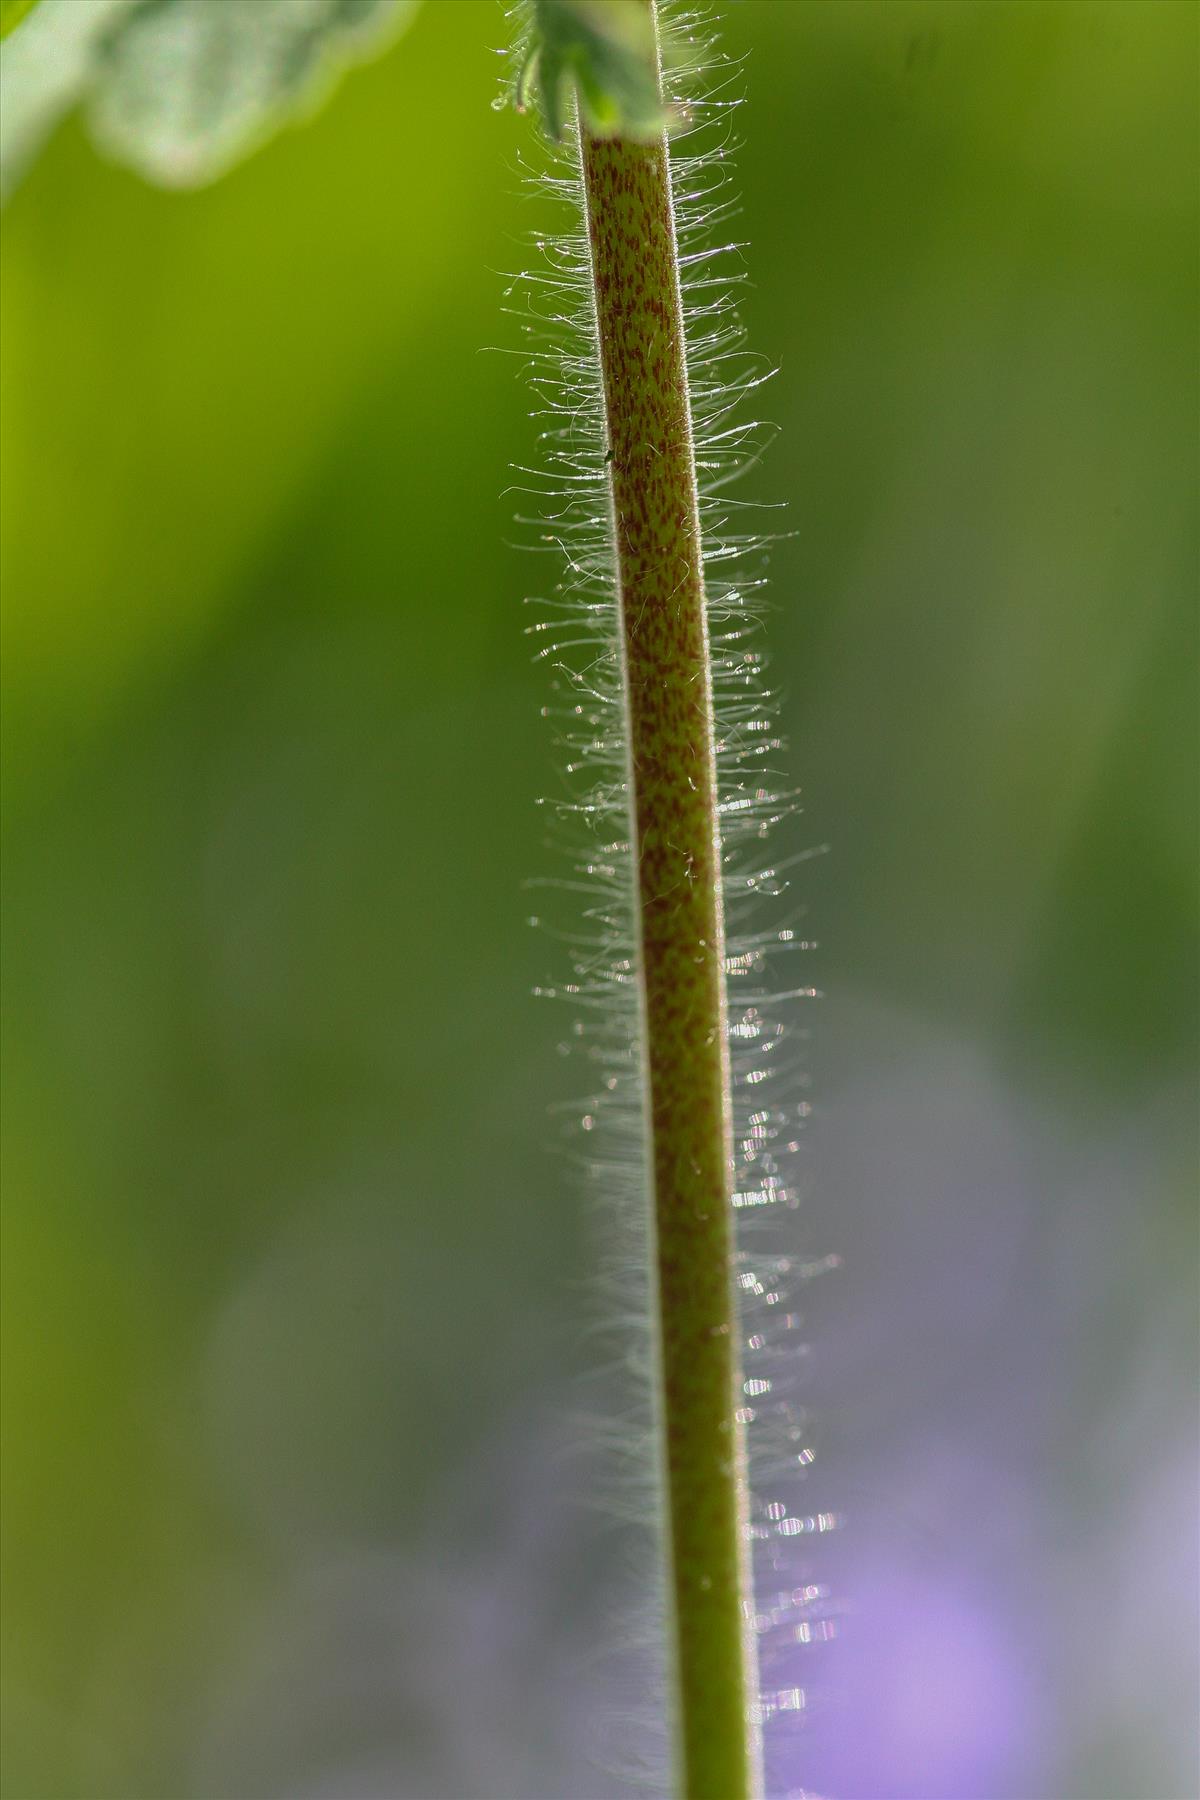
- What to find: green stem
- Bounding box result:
[577,11,759,1796]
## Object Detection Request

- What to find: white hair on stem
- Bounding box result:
[502,5,837,1791]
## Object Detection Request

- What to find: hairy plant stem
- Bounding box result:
[577,10,759,1794]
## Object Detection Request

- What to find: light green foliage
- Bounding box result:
[512,0,669,141]
[0,0,43,44]
[0,0,127,194]
[0,0,417,193]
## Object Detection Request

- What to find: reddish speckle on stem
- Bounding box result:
[580,41,758,1799]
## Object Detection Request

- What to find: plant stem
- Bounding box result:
[577,10,759,1794]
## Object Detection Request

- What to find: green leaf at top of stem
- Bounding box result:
[511,0,670,142]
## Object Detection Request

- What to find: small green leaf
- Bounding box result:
[1,0,419,197]
[90,0,417,188]
[510,0,670,143]
[0,0,43,42]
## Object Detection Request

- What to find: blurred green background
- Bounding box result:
[2,3,1196,1797]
